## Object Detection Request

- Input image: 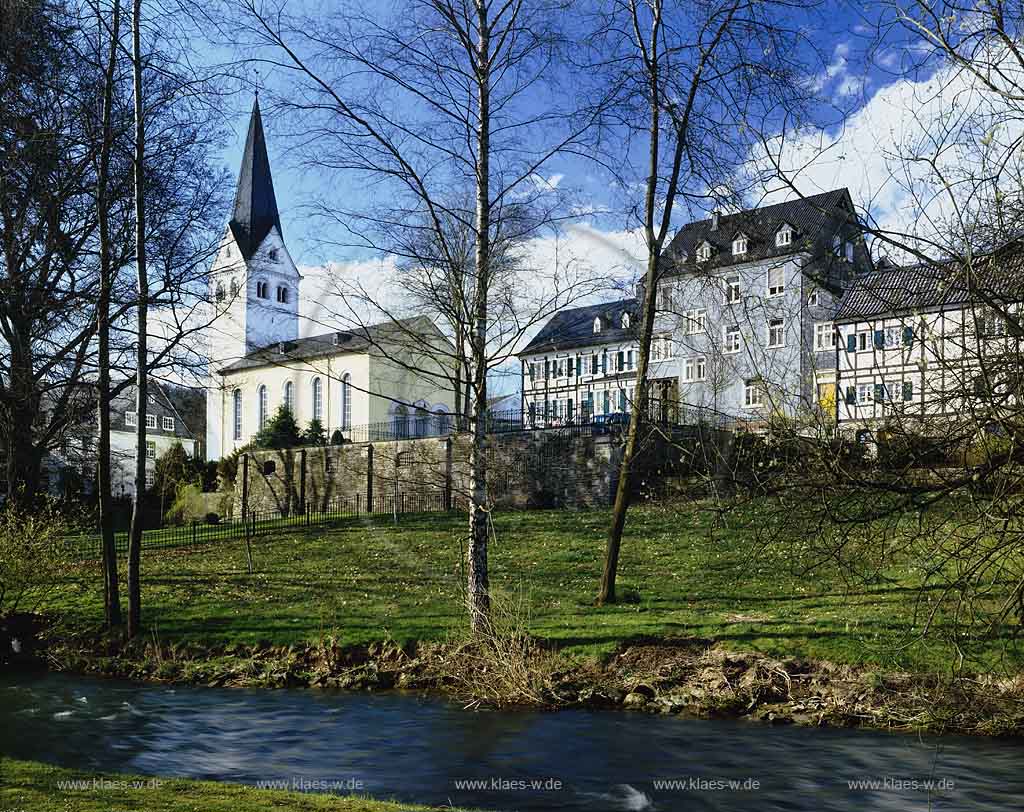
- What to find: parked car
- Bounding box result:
[592,412,631,434]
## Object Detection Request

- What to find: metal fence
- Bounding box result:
[67,489,451,558]
[331,406,716,445]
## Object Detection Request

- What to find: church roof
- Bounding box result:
[229,97,282,261]
[217,317,445,374]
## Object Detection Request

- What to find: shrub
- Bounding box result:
[0,501,72,617]
[204,512,220,525]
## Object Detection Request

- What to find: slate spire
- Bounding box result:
[229,96,282,260]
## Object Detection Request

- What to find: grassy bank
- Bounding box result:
[52,504,1023,674]
[0,757,463,812]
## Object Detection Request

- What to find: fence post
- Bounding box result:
[356,492,361,516]
[306,501,311,527]
[191,520,197,547]
[241,453,249,520]
[444,437,453,511]
[243,508,254,574]
[365,444,374,515]
[299,448,307,516]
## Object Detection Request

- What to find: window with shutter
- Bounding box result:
[845,386,856,405]
[903,381,913,402]
[903,326,914,346]
[874,330,885,349]
[847,334,856,353]
[874,383,884,401]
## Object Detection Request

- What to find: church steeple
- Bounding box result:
[229,97,282,260]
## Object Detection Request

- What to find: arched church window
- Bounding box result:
[258,385,268,428]
[215,282,225,303]
[256,280,268,299]
[312,377,323,421]
[232,390,242,441]
[230,277,239,296]
[276,285,289,303]
[341,373,352,430]
[284,381,294,413]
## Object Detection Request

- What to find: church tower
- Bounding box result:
[206,97,301,459]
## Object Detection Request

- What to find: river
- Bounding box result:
[3,672,1021,810]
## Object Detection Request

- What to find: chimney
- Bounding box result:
[711,210,720,231]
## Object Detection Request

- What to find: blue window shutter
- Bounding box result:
[845,386,856,405]
[874,383,884,402]
[903,381,913,402]
[601,353,607,373]
[846,334,856,353]
[903,326,914,346]
[544,359,550,378]
[575,357,581,377]
[567,399,574,418]
[874,330,884,349]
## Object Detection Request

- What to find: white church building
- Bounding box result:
[205,99,456,460]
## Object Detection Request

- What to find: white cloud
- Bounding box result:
[752,52,1024,258]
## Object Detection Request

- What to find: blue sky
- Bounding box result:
[207,0,935,271]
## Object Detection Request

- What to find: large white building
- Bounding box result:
[519,190,871,428]
[205,99,455,459]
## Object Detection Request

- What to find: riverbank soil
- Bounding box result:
[43,504,1024,735]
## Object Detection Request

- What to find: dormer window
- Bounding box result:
[276,285,289,303]
[696,241,712,262]
[621,313,630,329]
[776,225,793,247]
[732,234,748,255]
[593,316,602,334]
[256,280,269,299]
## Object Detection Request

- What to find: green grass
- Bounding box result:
[53,504,1023,673]
[0,757,461,812]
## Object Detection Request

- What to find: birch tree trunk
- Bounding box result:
[467,0,491,633]
[96,0,123,629]
[127,0,148,638]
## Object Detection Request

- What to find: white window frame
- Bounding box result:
[684,356,707,383]
[145,440,156,459]
[856,383,873,405]
[815,322,836,351]
[807,287,819,307]
[776,226,793,247]
[767,266,785,297]
[145,471,155,489]
[724,275,741,304]
[162,416,174,431]
[341,373,352,431]
[724,326,741,354]
[145,414,157,430]
[312,377,323,422]
[696,242,712,262]
[732,235,748,256]
[593,316,602,334]
[767,318,785,348]
[125,412,137,427]
[258,384,269,428]
[845,242,855,262]
[621,313,631,329]
[743,380,763,408]
[857,332,870,352]
[685,309,707,335]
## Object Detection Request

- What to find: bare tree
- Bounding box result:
[590,0,820,603]
[240,0,606,631]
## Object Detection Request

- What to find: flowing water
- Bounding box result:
[3,672,1022,810]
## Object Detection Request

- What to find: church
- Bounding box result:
[205,99,456,461]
